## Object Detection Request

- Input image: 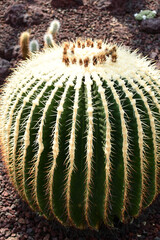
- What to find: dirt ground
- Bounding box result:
[0,0,160,239]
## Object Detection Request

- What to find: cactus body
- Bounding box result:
[0,39,160,229]
[48,19,60,37]
[29,39,39,53]
[44,33,54,48]
[134,10,157,21]
[19,31,30,59]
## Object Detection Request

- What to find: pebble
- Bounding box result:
[2,190,9,197]
[26,228,33,234]
[5,230,11,237]
[6,212,13,219]
[43,234,50,240]
[18,218,26,224]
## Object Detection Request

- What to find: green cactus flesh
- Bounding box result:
[135,10,156,20]
[0,39,160,230]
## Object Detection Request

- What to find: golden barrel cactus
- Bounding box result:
[0,38,160,229]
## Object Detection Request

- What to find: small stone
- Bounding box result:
[2,190,9,197]
[4,46,14,61]
[43,226,47,232]
[5,230,11,237]
[26,228,33,234]
[1,228,7,235]
[43,234,50,240]
[137,234,142,238]
[18,218,25,224]
[150,52,158,60]
[6,212,13,219]
[10,204,16,210]
[0,57,11,80]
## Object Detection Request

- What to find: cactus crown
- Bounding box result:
[62,39,117,67]
[0,38,160,230]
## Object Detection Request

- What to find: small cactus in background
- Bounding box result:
[48,19,61,38]
[19,31,30,59]
[134,10,157,21]
[0,38,160,230]
[29,39,39,53]
[20,19,60,58]
[44,33,54,48]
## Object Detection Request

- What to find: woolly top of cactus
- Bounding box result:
[3,39,159,87]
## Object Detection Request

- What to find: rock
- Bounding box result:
[25,211,32,218]
[4,47,14,61]
[5,230,11,237]
[0,43,5,58]
[12,45,20,59]
[150,51,158,60]
[43,234,50,240]
[27,6,44,25]
[140,18,160,34]
[18,218,26,224]
[2,190,9,197]
[4,45,20,61]
[6,212,13,219]
[51,0,83,8]
[1,228,7,235]
[154,237,160,240]
[26,228,33,234]
[4,4,28,26]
